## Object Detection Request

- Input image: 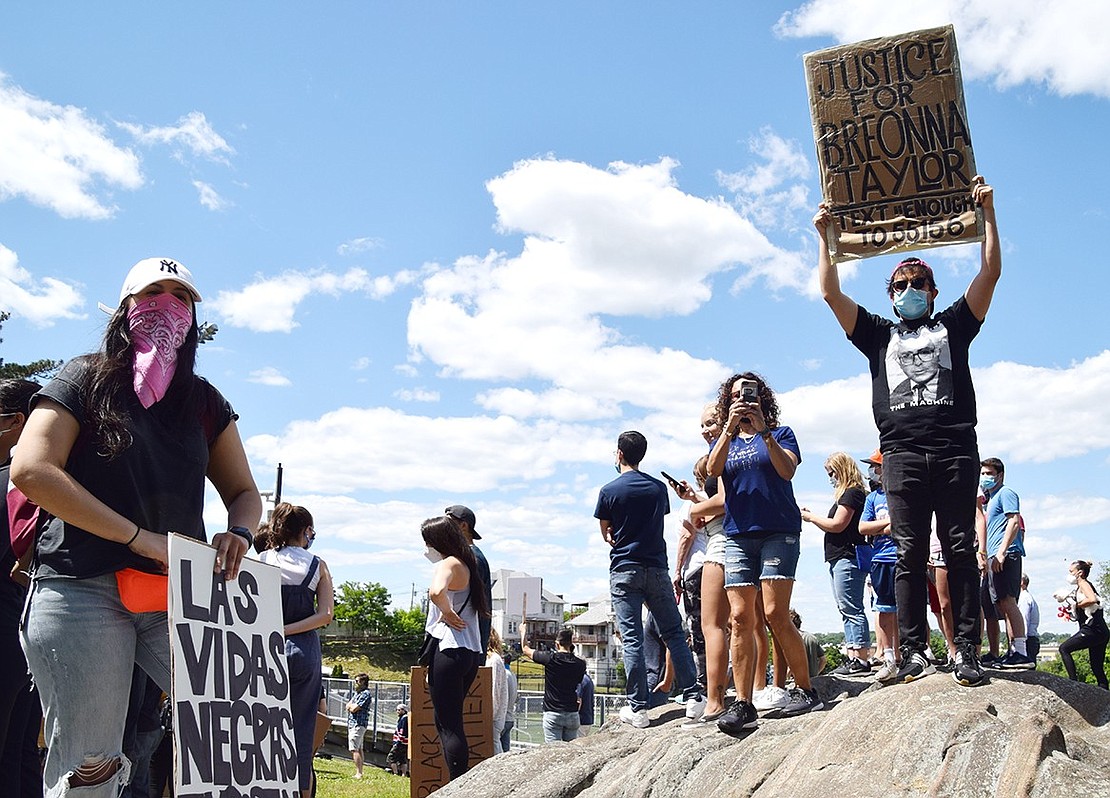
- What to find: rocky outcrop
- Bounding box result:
[435,670,1110,797]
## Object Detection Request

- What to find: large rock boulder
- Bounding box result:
[436,670,1110,797]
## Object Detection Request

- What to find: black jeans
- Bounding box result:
[1060,614,1109,688]
[883,449,981,653]
[428,645,483,780]
[681,567,706,691]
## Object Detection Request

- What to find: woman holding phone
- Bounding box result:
[706,372,821,735]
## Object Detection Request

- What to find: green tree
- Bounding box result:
[1097,561,1110,601]
[333,581,393,635]
[0,312,62,381]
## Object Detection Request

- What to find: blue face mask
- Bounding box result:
[979,475,997,493]
[893,287,930,320]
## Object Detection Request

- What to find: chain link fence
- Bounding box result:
[321,677,629,751]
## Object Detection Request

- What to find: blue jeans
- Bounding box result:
[22,573,172,798]
[610,566,700,711]
[829,558,870,650]
[541,711,580,742]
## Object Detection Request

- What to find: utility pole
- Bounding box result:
[409,583,416,611]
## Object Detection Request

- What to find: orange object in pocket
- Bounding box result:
[115,568,169,613]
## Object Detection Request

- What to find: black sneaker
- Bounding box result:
[980,652,1003,669]
[895,650,936,683]
[998,650,1037,671]
[953,643,985,686]
[777,687,824,716]
[717,700,758,736]
[830,658,871,677]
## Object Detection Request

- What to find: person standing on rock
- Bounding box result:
[595,430,706,729]
[1059,560,1108,689]
[813,176,1000,688]
[977,457,1035,670]
[706,373,822,734]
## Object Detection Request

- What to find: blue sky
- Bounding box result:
[2,2,1107,634]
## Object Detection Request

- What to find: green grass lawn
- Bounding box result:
[314,756,409,798]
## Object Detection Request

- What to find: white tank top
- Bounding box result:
[425,582,482,653]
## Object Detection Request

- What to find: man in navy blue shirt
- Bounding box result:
[595,431,704,728]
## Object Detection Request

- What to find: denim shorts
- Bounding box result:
[704,533,727,565]
[722,532,800,587]
[870,560,897,613]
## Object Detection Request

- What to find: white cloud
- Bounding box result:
[393,388,440,403]
[193,180,231,211]
[0,244,85,326]
[407,157,808,417]
[210,267,422,333]
[247,366,292,387]
[475,387,621,422]
[975,352,1110,463]
[777,1,1110,98]
[0,73,143,219]
[337,237,384,256]
[717,127,812,232]
[351,357,371,371]
[118,111,234,161]
[244,406,616,495]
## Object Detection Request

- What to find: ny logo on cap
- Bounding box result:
[159,259,180,275]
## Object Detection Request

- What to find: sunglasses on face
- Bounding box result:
[891,277,929,292]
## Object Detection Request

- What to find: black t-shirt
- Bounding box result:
[823,487,866,563]
[849,297,982,454]
[532,649,587,713]
[32,356,235,579]
[594,470,670,571]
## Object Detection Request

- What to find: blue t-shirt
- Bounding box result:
[721,426,802,537]
[347,688,371,727]
[594,470,670,571]
[861,488,897,564]
[985,485,1023,556]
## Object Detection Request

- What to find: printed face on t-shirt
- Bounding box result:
[885,324,953,410]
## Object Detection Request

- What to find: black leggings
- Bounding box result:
[1060,619,1109,689]
[428,645,483,780]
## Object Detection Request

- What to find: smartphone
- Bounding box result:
[660,470,682,490]
[738,378,759,404]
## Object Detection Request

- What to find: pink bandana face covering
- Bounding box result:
[127,292,193,408]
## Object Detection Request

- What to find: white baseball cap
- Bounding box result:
[119,258,203,304]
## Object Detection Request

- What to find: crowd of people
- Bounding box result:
[0,174,1106,798]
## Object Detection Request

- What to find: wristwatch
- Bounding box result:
[228,525,253,546]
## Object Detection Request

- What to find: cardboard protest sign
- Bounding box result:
[409,666,492,798]
[805,25,983,262]
[169,535,298,798]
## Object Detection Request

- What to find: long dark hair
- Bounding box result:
[716,371,781,434]
[84,302,200,459]
[267,503,314,549]
[421,516,490,619]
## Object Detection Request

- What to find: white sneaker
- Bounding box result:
[751,686,790,712]
[619,704,650,729]
[874,661,898,682]
[685,695,707,722]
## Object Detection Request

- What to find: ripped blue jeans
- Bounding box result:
[21,573,171,798]
[722,531,800,587]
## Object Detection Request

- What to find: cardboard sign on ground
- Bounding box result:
[805,25,983,262]
[409,665,492,798]
[169,535,299,798]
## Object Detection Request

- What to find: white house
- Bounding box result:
[490,568,565,649]
[566,593,622,689]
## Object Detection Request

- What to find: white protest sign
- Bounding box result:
[169,534,299,798]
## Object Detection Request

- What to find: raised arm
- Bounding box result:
[814,204,859,335]
[964,176,1000,321]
